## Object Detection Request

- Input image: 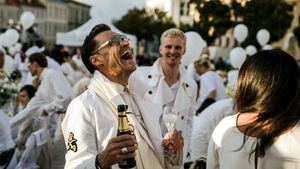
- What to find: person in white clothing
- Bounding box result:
[194,58,225,113]
[0,50,15,76]
[15,85,37,149]
[207,49,300,169]
[130,28,197,168]
[61,51,82,86]
[0,111,17,169]
[190,98,235,161]
[9,52,73,169]
[62,24,184,169]
[13,45,29,86]
[23,46,63,85]
[72,47,90,75]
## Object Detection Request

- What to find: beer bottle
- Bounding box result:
[117,104,136,168]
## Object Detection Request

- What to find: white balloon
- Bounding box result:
[4,29,19,47]
[262,44,272,50]
[245,45,257,56]
[256,29,270,46]
[229,47,247,69]
[181,31,205,66]
[233,24,248,43]
[20,11,35,30]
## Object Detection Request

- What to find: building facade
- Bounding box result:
[146,0,194,26]
[67,0,89,30]
[0,0,90,48]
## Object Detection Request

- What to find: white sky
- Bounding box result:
[73,0,171,21]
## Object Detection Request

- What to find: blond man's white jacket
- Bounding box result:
[130,58,197,164]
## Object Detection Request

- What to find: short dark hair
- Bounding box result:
[81,24,111,74]
[20,85,37,99]
[29,52,48,68]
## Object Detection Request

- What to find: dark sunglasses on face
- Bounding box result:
[92,34,130,55]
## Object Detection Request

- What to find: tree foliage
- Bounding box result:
[184,0,232,45]
[187,0,293,47]
[114,8,175,41]
[232,0,294,47]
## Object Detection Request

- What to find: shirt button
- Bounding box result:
[148,91,152,95]
[181,116,184,120]
[148,75,152,79]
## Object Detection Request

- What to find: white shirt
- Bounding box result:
[196,71,226,109]
[190,98,235,160]
[207,114,300,169]
[9,68,73,127]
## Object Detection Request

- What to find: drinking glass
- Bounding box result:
[162,106,178,132]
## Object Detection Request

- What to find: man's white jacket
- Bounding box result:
[130,58,197,163]
[62,71,164,169]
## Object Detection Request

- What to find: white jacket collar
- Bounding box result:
[88,70,159,151]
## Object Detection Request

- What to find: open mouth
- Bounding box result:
[120,50,133,60]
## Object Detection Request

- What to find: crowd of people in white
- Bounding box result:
[0,25,299,169]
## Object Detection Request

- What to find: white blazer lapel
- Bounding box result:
[126,113,155,150]
[149,78,174,105]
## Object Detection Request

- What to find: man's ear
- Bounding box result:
[159,44,163,55]
[89,55,103,66]
[182,47,186,55]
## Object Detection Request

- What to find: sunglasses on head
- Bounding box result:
[92,34,130,55]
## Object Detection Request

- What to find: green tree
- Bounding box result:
[113,8,153,41]
[114,8,175,41]
[232,0,293,47]
[187,0,293,47]
[186,0,233,45]
[149,8,176,39]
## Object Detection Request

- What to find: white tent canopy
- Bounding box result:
[56,17,137,52]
